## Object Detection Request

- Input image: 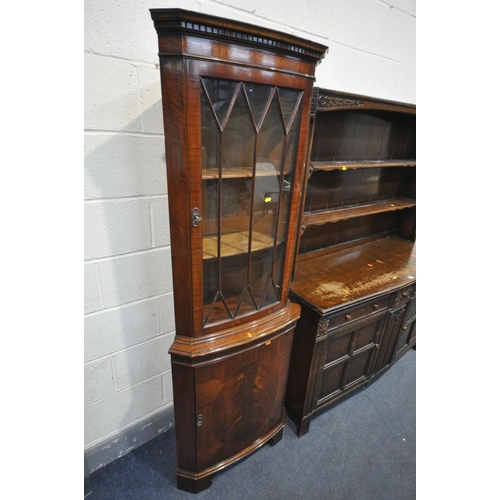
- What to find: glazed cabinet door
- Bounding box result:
[312,312,386,410]
[200,78,305,328]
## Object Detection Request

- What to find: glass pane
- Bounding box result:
[244,83,273,129]
[202,78,238,127]
[273,100,302,288]
[220,86,255,316]
[278,88,302,130]
[252,92,285,306]
[283,97,302,176]
[201,90,220,322]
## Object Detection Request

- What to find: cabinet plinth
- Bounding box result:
[150,9,326,492]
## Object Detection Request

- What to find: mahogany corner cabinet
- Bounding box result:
[150,9,327,493]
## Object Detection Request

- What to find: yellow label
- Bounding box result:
[342,166,347,170]
[264,196,272,203]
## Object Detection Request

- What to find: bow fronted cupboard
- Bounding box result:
[150,9,327,493]
[285,89,416,436]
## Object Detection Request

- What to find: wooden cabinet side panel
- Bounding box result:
[285,305,319,421]
[171,363,197,472]
[159,58,195,337]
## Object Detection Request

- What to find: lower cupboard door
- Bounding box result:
[315,316,384,408]
[194,328,293,472]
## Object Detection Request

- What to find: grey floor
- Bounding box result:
[86,349,416,500]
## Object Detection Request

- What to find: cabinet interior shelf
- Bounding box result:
[311,160,416,172]
[202,165,281,179]
[203,231,277,259]
[302,198,416,227]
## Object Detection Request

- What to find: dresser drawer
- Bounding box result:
[326,295,391,331]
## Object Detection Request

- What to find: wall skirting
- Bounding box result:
[85,404,175,475]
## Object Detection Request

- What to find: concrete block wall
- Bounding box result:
[84,0,415,472]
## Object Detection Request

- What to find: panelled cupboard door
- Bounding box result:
[391,294,416,362]
[392,319,416,362]
[375,304,408,373]
[313,313,385,409]
[193,328,293,472]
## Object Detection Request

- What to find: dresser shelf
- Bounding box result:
[302,198,416,227]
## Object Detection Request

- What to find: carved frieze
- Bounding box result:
[394,286,413,305]
[317,94,364,109]
[316,318,329,337]
[389,306,406,323]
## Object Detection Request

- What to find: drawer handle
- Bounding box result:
[345,314,352,321]
[402,326,408,331]
[373,304,380,310]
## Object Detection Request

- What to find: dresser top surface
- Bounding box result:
[292,236,416,312]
